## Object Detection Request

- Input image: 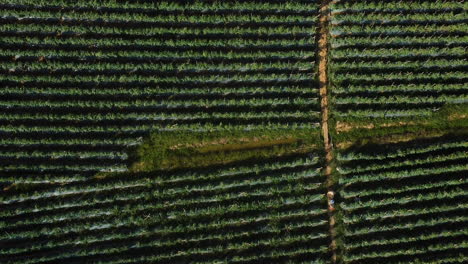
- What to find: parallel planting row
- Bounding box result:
[337,136,468,263]
[330,0,467,128]
[1,0,467,263]
[330,0,468,263]
[0,1,331,263]
[0,154,330,264]
[0,0,321,182]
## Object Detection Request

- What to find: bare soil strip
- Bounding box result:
[317,0,338,263]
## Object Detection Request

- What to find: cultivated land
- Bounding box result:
[0,0,467,263]
[330,1,467,263]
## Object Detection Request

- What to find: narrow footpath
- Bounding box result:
[316,0,338,263]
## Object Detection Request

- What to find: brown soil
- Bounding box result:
[335,121,419,133]
[448,113,467,121]
[317,0,337,263]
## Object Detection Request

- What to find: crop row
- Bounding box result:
[1,8,317,23]
[1,0,320,13]
[0,87,316,99]
[332,47,466,61]
[0,22,316,36]
[330,0,467,121]
[1,154,321,208]
[331,1,467,263]
[0,111,320,123]
[0,49,314,60]
[0,0,320,192]
[1,60,314,72]
[333,0,463,9]
[2,160,322,205]
[1,34,315,48]
[338,137,467,263]
[1,151,328,263]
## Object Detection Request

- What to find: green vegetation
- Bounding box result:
[0,0,320,177]
[0,0,467,263]
[131,127,321,171]
[332,104,468,147]
[0,1,329,264]
[330,0,467,263]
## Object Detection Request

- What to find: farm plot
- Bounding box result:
[337,136,468,263]
[0,0,333,263]
[330,0,468,263]
[1,0,467,263]
[0,0,321,182]
[1,154,330,263]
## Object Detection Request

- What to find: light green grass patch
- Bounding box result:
[130,127,321,171]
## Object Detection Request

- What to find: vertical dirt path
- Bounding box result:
[316,0,338,263]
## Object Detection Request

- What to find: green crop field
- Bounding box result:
[330,0,467,263]
[0,0,467,263]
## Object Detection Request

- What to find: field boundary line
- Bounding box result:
[316,0,338,263]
